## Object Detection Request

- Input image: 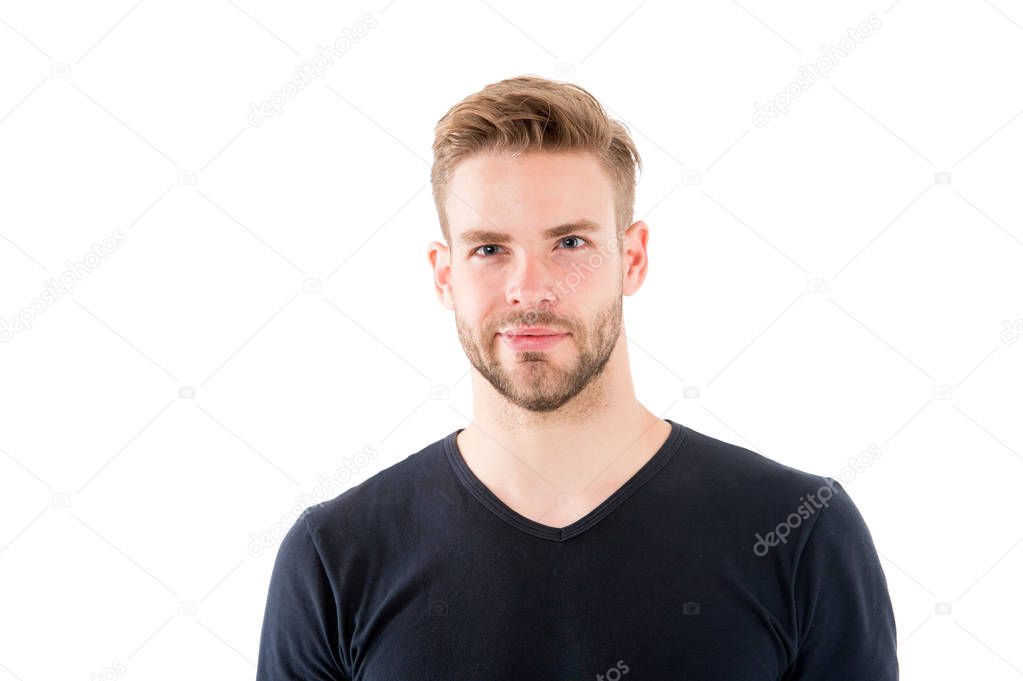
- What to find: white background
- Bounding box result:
[1,0,1021,679]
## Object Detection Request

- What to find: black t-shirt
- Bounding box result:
[256,419,898,680]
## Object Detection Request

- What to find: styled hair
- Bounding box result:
[430,75,643,245]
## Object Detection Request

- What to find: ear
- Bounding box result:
[620,220,650,296]
[428,240,455,310]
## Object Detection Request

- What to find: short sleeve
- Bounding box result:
[782,479,899,681]
[256,508,349,681]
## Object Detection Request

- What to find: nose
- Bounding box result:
[504,247,558,308]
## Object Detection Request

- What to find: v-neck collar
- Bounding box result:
[443,419,688,542]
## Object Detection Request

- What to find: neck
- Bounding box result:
[458,333,670,501]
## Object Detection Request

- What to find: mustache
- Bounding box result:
[493,319,573,334]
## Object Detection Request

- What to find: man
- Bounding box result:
[256,75,899,680]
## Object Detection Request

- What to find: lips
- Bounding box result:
[498,326,567,336]
[498,328,569,351]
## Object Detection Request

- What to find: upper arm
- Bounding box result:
[256,508,350,681]
[782,479,899,681]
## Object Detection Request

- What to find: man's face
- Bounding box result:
[441,150,626,413]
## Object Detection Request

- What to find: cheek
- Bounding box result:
[451,292,490,333]
[553,256,618,300]
[464,262,507,289]
[454,268,507,316]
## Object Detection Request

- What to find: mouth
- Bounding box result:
[498,325,568,336]
[498,330,570,352]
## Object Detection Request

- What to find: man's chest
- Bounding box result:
[345,541,792,681]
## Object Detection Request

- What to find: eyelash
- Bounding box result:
[471,236,591,259]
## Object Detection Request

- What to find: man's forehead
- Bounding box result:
[445,151,617,244]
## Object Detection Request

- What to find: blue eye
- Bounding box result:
[471,236,589,259]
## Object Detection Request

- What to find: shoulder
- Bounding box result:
[675,426,870,551]
[679,425,837,502]
[298,434,449,547]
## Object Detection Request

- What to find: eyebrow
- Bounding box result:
[457,219,602,246]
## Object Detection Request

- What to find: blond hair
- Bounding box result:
[431,75,642,244]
